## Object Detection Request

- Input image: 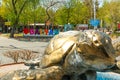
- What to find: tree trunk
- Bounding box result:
[67,8,70,24]
[10,26,15,38]
[10,17,19,38]
[45,8,51,27]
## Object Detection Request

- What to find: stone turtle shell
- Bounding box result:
[41,31,81,68]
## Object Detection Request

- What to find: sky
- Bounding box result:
[98,0,103,7]
[98,0,111,7]
[0,0,111,7]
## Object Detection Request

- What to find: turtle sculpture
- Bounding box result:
[40,30,116,80]
[112,37,120,69]
[0,30,117,80]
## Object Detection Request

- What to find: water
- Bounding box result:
[97,72,120,80]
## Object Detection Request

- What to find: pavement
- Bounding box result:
[0,36,48,64]
[0,63,29,77]
[0,35,120,79]
[0,36,49,77]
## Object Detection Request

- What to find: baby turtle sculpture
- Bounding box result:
[0,30,117,80]
[40,30,116,80]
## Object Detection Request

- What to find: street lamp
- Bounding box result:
[93,0,96,21]
[0,0,3,33]
[93,0,97,29]
[0,0,2,15]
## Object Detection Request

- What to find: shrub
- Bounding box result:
[4,49,38,63]
[4,50,19,63]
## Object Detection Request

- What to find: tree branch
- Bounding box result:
[18,0,28,16]
[45,1,61,22]
[5,3,13,12]
[15,0,28,24]
[12,0,17,15]
[14,0,17,4]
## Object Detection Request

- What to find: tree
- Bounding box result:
[54,0,89,25]
[4,50,19,63]
[4,50,38,63]
[2,0,29,38]
[69,0,88,24]
[54,7,67,25]
[62,0,75,24]
[40,0,63,26]
[19,49,37,61]
[83,0,100,19]
[10,0,29,38]
[98,0,120,30]
[54,0,77,24]
[19,0,45,25]
[83,0,94,19]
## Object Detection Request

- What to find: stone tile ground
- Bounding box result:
[0,36,48,64]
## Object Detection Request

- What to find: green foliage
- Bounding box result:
[70,1,88,24]
[0,0,100,26]
[1,0,120,32]
[98,0,120,30]
[20,1,46,25]
[54,0,89,25]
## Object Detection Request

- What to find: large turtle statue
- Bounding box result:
[112,37,120,69]
[40,30,116,80]
[0,30,117,80]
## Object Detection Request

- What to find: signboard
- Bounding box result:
[5,22,11,26]
[90,19,100,27]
